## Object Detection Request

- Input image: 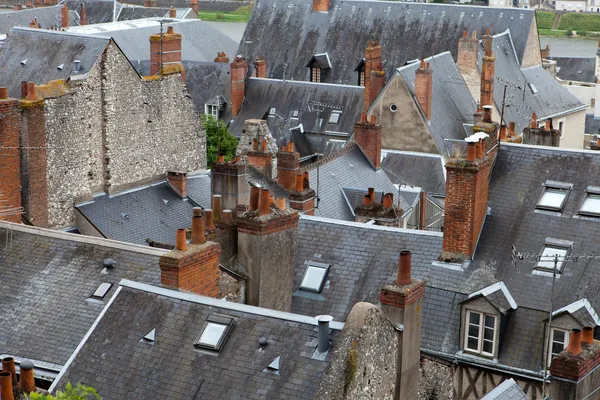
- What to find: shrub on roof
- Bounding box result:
[27,382,100,400]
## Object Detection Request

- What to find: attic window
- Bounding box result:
[195,315,234,351]
[292,110,300,118]
[299,262,330,293]
[529,83,538,95]
[328,111,342,124]
[579,187,600,217]
[269,107,276,116]
[536,182,572,212]
[548,328,569,367]
[464,310,497,357]
[310,67,322,83]
[91,282,113,299]
[535,239,572,273]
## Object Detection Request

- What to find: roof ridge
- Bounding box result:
[301,142,358,172]
[300,214,443,237]
[12,26,111,41]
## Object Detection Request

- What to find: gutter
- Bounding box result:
[540,105,588,121]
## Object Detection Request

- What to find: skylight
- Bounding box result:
[328,111,341,124]
[536,182,571,212]
[269,107,276,116]
[579,187,600,217]
[292,110,300,118]
[91,282,113,299]
[299,262,330,293]
[529,83,538,95]
[195,315,234,351]
[535,239,572,274]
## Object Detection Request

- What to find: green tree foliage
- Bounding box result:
[28,383,100,400]
[203,115,239,168]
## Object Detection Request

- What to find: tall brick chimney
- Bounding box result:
[159,212,222,296]
[440,133,493,261]
[379,251,425,400]
[231,55,248,117]
[415,60,433,121]
[167,171,187,198]
[312,0,330,12]
[237,189,299,311]
[212,156,248,211]
[0,88,22,224]
[480,28,495,109]
[80,2,87,25]
[254,56,267,78]
[457,30,479,78]
[149,26,183,76]
[60,3,69,28]
[169,6,176,18]
[364,40,386,112]
[214,51,229,63]
[353,113,382,169]
[277,142,300,191]
[541,44,550,59]
[289,172,316,215]
[189,0,198,15]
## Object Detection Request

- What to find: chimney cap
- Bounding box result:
[316,314,334,323]
[20,360,34,370]
[103,258,116,269]
[465,135,479,143]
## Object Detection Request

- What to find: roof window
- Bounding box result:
[299,262,330,293]
[535,239,572,274]
[91,282,112,299]
[529,83,538,95]
[536,181,572,212]
[328,111,341,124]
[269,107,276,116]
[579,187,600,217]
[195,315,234,351]
[292,110,300,118]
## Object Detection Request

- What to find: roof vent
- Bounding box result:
[74,60,81,73]
[263,356,280,375]
[317,315,333,353]
[141,328,156,343]
[121,212,129,219]
[57,63,64,70]
[258,337,268,347]
[103,259,116,269]
[21,59,27,65]
[163,199,170,206]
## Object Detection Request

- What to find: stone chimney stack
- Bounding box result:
[354,189,401,226]
[289,172,316,215]
[159,212,222,296]
[237,190,299,311]
[60,3,69,28]
[364,40,386,112]
[523,117,561,147]
[549,327,600,400]
[254,56,267,78]
[379,250,425,400]
[440,132,493,262]
[230,55,248,117]
[240,120,277,178]
[149,26,183,76]
[480,28,495,109]
[457,31,479,76]
[312,0,330,12]
[277,142,300,191]
[0,88,22,224]
[353,113,382,169]
[415,60,433,121]
[212,156,248,211]
[167,171,187,198]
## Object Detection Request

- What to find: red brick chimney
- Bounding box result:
[0,88,22,224]
[480,28,495,108]
[440,134,493,261]
[354,189,402,226]
[149,26,183,76]
[254,56,267,78]
[167,171,187,198]
[289,172,316,215]
[80,2,87,25]
[457,30,479,76]
[277,142,300,191]
[364,40,386,112]
[353,113,382,169]
[237,189,299,311]
[159,211,221,296]
[60,3,69,28]
[230,55,248,117]
[379,251,425,400]
[13,3,23,10]
[214,51,229,63]
[169,6,176,18]
[312,0,330,12]
[415,60,433,121]
[189,0,198,15]
[541,44,550,59]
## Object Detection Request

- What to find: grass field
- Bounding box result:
[197,4,253,22]
[536,11,556,30]
[558,12,600,31]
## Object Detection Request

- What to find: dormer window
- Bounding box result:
[306,53,331,83]
[465,310,497,357]
[536,181,572,212]
[354,59,366,86]
[204,95,227,120]
[579,186,600,217]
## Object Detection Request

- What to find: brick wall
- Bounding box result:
[353,116,382,169]
[276,150,299,191]
[364,41,384,112]
[457,31,479,75]
[415,61,433,121]
[0,97,21,223]
[230,56,247,117]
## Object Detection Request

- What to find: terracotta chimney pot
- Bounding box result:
[545,120,552,131]
[582,327,594,345]
[1,358,17,387]
[295,174,304,192]
[396,250,412,285]
[249,186,260,211]
[276,197,286,210]
[261,138,267,152]
[499,125,507,140]
[508,121,516,137]
[175,228,187,252]
[360,112,367,123]
[212,195,222,221]
[368,187,375,202]
[19,360,35,395]
[191,208,206,245]
[530,113,538,129]
[567,328,583,355]
[259,189,271,216]
[26,81,36,100]
[0,372,14,400]
[383,193,393,209]
[466,141,477,162]
[0,88,7,100]
[269,195,275,206]
[204,209,215,230]
[217,155,225,163]
[363,195,372,206]
[222,209,233,224]
[287,142,295,153]
[369,115,376,124]
[303,171,309,189]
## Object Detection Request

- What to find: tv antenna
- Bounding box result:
[511,245,600,400]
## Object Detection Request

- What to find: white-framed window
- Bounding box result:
[299,262,330,293]
[205,104,219,119]
[536,240,571,273]
[328,111,342,124]
[195,315,234,351]
[548,328,569,367]
[359,69,365,86]
[91,282,113,299]
[464,310,497,357]
[536,182,571,212]
[311,67,322,83]
[579,187,600,217]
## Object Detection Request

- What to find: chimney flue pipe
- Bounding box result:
[317,315,333,353]
[396,250,412,285]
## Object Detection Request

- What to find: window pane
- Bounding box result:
[92,282,112,298]
[538,246,568,270]
[553,329,566,343]
[484,327,494,341]
[300,266,327,292]
[467,337,479,350]
[552,341,565,355]
[484,315,495,329]
[581,194,600,216]
[469,312,480,325]
[483,340,493,354]
[198,323,227,347]
[468,325,479,338]
[538,188,567,210]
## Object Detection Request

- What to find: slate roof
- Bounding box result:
[241,0,535,84]
[395,52,476,156]
[381,151,446,196]
[0,27,110,98]
[229,78,364,149]
[118,6,195,21]
[66,0,123,25]
[183,61,232,122]
[487,31,585,134]
[481,378,527,400]
[305,145,400,221]
[56,281,339,400]
[185,173,213,209]
[0,222,162,368]
[0,5,79,33]
[549,56,596,83]
[585,113,600,135]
